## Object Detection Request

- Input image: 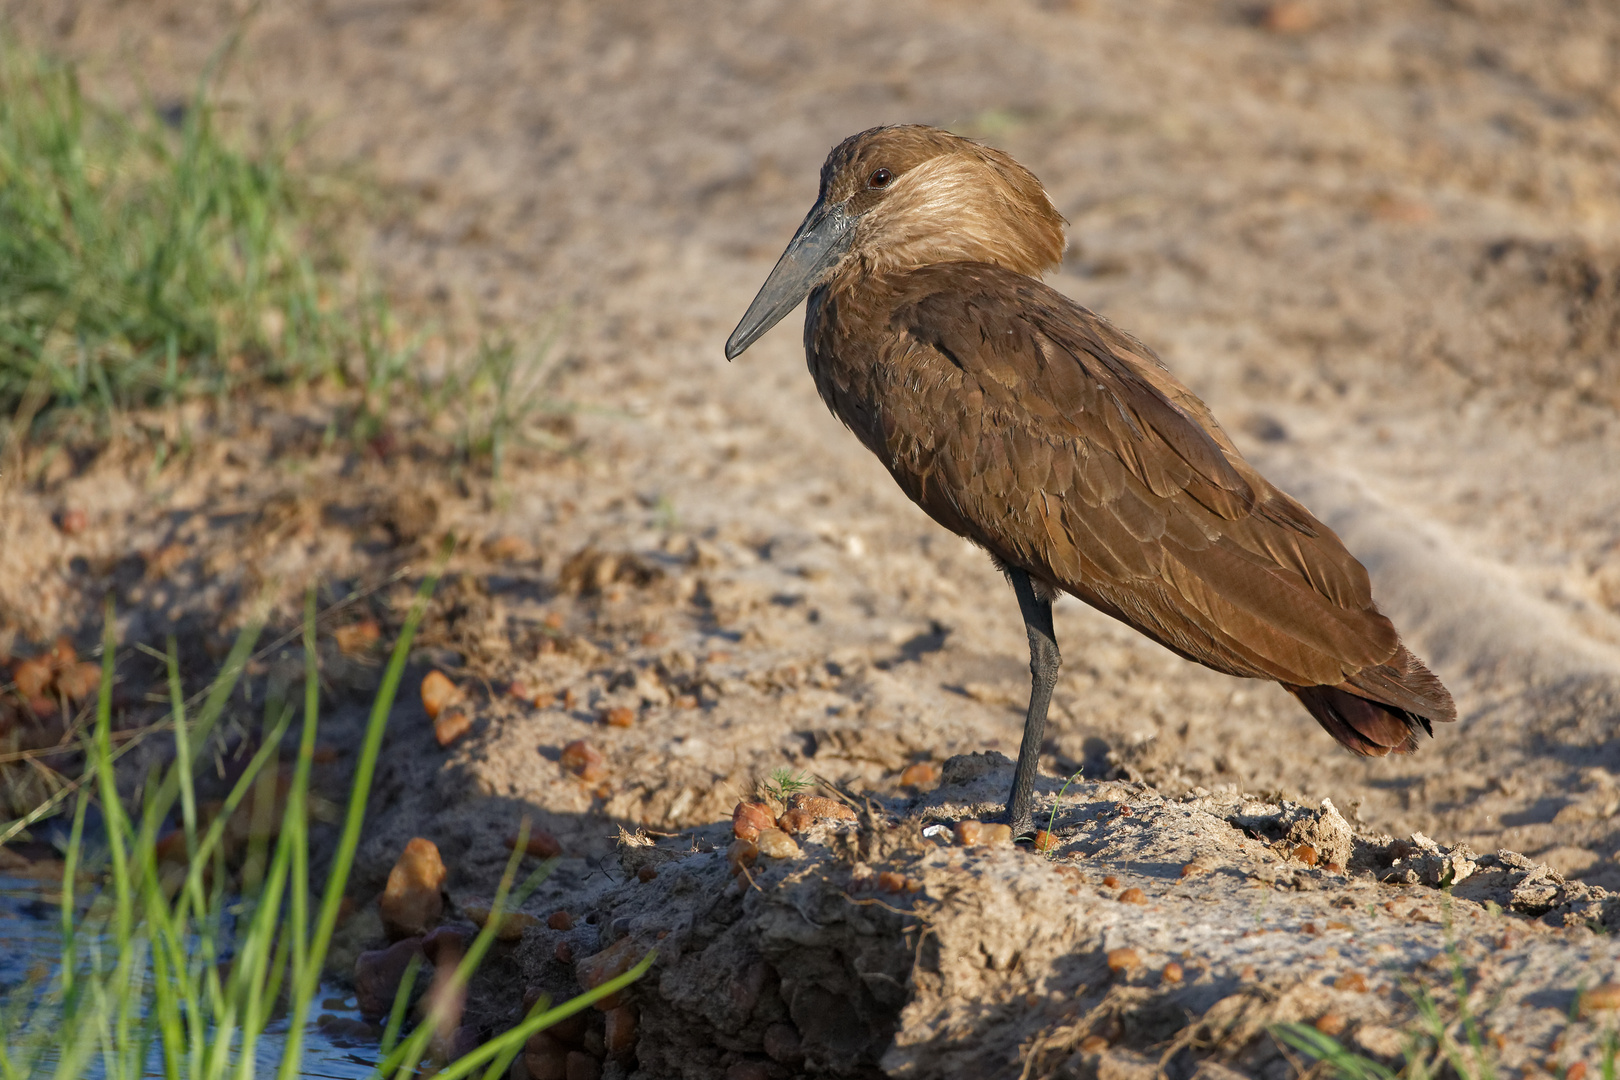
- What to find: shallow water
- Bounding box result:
[0,873,383,1079]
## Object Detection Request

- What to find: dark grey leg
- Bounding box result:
[1005,567,1059,838]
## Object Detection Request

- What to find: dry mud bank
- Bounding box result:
[4,0,1620,1074]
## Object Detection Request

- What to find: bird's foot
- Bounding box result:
[1001,808,1038,844]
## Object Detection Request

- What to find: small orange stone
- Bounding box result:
[505,829,563,859]
[877,871,907,893]
[727,839,758,876]
[1334,971,1369,993]
[1293,843,1318,866]
[548,910,574,931]
[790,796,857,823]
[421,671,461,720]
[560,739,605,780]
[602,706,635,728]
[1161,962,1183,984]
[898,762,940,789]
[1032,830,1059,853]
[12,658,54,700]
[1106,947,1140,973]
[334,620,382,655]
[1078,1035,1108,1052]
[1579,982,1620,1016]
[1315,1012,1347,1036]
[1101,875,1119,888]
[732,801,777,842]
[1567,1065,1588,1080]
[776,808,812,834]
[1118,887,1147,905]
[554,940,574,964]
[1260,0,1316,34]
[434,710,471,747]
[56,661,103,702]
[379,837,447,938]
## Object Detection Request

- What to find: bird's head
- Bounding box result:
[725,124,1067,359]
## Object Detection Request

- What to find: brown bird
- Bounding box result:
[725,125,1455,836]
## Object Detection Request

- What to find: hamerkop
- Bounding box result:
[725,125,1455,836]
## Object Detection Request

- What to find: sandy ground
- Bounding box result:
[3,0,1620,1073]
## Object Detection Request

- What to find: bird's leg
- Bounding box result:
[1005,567,1059,839]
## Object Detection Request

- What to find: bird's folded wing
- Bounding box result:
[883,264,1399,686]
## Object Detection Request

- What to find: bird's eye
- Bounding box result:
[868,168,893,189]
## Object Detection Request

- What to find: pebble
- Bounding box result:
[554,940,574,964]
[422,926,466,965]
[560,740,607,782]
[576,939,638,1016]
[464,906,539,942]
[56,661,102,702]
[354,937,426,1020]
[1567,1065,1588,1080]
[1579,981,1620,1016]
[420,671,462,720]
[602,706,635,728]
[524,1032,567,1080]
[775,808,813,834]
[726,838,758,876]
[754,828,800,859]
[953,820,1013,847]
[1334,971,1369,993]
[1293,843,1318,866]
[379,838,447,938]
[1314,1012,1347,1035]
[506,828,563,859]
[1079,1035,1108,1051]
[12,658,54,700]
[434,710,472,747]
[1101,875,1119,888]
[548,910,574,931]
[1119,887,1147,905]
[1259,0,1316,34]
[484,535,533,561]
[55,508,88,535]
[1106,947,1140,974]
[603,1003,638,1058]
[333,620,381,655]
[1031,830,1059,853]
[1161,962,1183,984]
[877,871,907,893]
[637,865,658,882]
[898,761,940,789]
[763,1022,803,1063]
[563,1055,602,1080]
[732,801,776,842]
[790,795,857,823]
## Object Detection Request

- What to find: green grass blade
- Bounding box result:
[288,557,445,1080]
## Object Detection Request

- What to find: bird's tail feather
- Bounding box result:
[1287,645,1455,757]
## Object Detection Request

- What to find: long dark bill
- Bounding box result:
[725,200,853,360]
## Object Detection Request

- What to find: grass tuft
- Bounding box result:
[0,37,340,436]
[0,570,652,1076]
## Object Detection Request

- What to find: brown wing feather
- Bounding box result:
[809,262,1455,739]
